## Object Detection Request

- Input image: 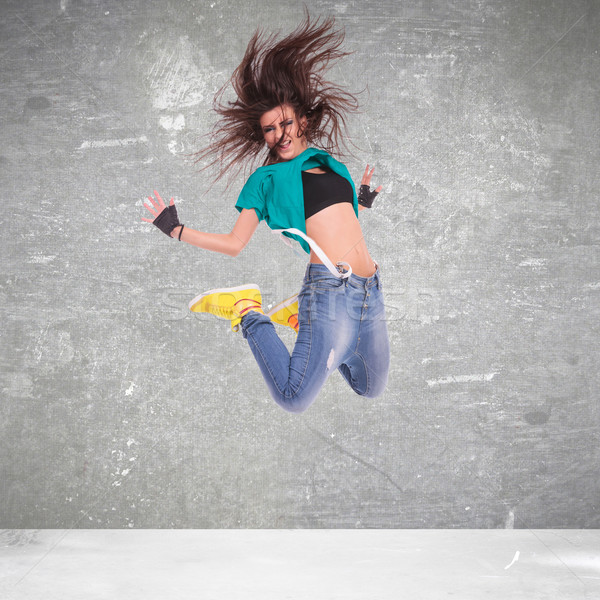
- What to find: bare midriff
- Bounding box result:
[306,202,376,277]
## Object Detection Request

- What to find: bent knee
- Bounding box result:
[352,370,388,398]
[273,391,318,414]
[360,384,386,399]
[364,369,389,397]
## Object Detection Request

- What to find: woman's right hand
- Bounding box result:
[142,190,171,222]
[142,190,182,237]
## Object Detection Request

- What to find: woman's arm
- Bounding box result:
[172,208,259,257]
[143,191,259,257]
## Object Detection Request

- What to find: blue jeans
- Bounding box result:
[241,263,390,413]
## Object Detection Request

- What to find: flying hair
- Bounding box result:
[195,13,359,184]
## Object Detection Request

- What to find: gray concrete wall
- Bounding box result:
[1,0,598,528]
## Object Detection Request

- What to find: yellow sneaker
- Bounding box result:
[189,284,264,331]
[267,294,299,333]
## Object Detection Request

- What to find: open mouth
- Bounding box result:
[278,139,291,151]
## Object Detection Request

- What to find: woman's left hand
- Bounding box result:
[358,165,383,209]
[361,164,383,194]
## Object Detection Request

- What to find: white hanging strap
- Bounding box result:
[272,228,352,279]
[275,229,306,259]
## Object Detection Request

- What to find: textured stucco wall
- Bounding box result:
[1,0,599,528]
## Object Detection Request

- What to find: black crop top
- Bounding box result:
[301,169,354,219]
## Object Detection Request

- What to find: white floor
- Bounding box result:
[1,530,599,599]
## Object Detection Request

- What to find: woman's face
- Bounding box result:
[260,104,307,161]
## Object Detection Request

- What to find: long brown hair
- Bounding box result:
[195,13,359,183]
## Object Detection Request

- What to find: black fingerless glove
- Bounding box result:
[153,204,183,238]
[358,184,379,209]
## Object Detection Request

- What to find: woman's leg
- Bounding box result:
[337,321,390,397]
[337,270,390,398]
[241,266,349,413]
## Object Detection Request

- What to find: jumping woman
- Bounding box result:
[142,15,390,413]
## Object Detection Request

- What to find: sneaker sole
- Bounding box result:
[266,294,299,316]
